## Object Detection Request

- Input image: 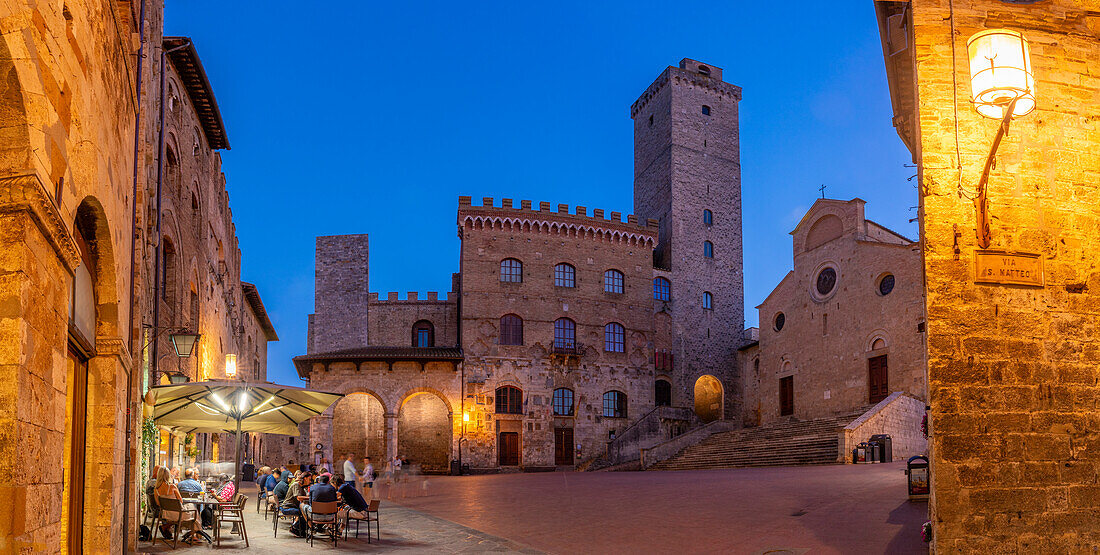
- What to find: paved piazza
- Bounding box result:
[142,463,927,553]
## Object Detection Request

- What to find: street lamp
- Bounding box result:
[966,29,1036,248]
[225,354,237,379]
[169,331,201,358]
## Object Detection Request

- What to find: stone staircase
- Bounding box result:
[649,409,868,471]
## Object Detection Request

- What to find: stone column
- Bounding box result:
[384,413,398,464]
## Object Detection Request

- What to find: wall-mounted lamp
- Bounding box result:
[966,29,1035,248]
[168,331,201,358]
[225,354,237,379]
[165,371,190,385]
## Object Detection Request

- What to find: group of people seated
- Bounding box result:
[147,465,237,544]
[258,466,371,538]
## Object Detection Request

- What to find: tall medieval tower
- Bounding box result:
[632,58,744,420]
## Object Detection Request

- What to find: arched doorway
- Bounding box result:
[398,392,452,474]
[332,392,387,464]
[694,375,724,423]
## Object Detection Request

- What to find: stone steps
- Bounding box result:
[650,410,867,471]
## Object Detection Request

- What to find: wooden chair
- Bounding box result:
[215,494,249,547]
[272,502,299,537]
[142,489,160,535]
[306,500,339,547]
[154,496,199,549]
[344,499,380,543]
[264,493,278,520]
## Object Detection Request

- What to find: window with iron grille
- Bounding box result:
[554,318,576,349]
[500,314,523,345]
[602,391,627,418]
[495,386,523,414]
[604,322,625,353]
[653,277,671,301]
[552,388,574,416]
[604,269,624,294]
[500,258,523,282]
[554,263,575,287]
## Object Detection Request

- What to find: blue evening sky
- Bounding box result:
[165,1,916,387]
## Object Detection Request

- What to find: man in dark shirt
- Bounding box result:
[305,474,338,528]
[272,471,290,504]
[333,476,369,519]
[280,472,312,536]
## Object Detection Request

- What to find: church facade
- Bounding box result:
[295,58,746,471]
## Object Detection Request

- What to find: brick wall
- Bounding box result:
[889,1,1100,550]
[367,292,458,347]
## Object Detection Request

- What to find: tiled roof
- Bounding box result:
[241,282,278,341]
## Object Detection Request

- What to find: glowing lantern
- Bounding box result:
[967,29,1035,119]
[225,354,237,378]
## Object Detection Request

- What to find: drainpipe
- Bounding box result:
[122,0,147,547]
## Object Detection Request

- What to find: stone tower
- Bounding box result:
[308,234,370,353]
[632,58,744,420]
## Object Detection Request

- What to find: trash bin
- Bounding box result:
[241,463,255,482]
[856,442,868,463]
[870,434,893,462]
[450,460,460,476]
[868,441,880,463]
[906,455,930,498]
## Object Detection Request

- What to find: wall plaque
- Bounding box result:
[974,250,1044,286]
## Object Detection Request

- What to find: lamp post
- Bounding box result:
[966,29,1036,249]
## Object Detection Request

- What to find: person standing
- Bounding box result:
[342,453,358,489]
[359,456,375,499]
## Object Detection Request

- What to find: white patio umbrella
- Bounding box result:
[146,380,343,488]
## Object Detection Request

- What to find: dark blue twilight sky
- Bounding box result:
[164,1,917,387]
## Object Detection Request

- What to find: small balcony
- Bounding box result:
[550,339,585,357]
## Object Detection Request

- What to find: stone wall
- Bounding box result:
[0,1,141,551]
[839,391,927,463]
[331,393,385,463]
[632,58,745,422]
[367,292,458,347]
[886,0,1100,550]
[753,199,926,425]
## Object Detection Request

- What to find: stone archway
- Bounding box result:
[331,392,387,465]
[397,392,452,474]
[694,375,724,423]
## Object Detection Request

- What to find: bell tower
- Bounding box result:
[632,58,745,420]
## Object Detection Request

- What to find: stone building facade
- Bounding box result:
[875,0,1100,550]
[742,198,926,426]
[296,59,746,471]
[0,2,275,551]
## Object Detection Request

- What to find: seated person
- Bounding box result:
[332,476,369,520]
[280,471,313,537]
[177,468,204,494]
[272,470,290,504]
[306,474,338,526]
[212,473,235,503]
[154,466,208,544]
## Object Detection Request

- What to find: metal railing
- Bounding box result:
[550,340,584,355]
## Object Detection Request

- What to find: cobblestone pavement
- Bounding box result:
[137,498,542,553]
[391,462,928,555]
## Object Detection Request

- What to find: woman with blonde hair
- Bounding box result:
[154,466,208,544]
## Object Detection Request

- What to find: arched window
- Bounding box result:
[412,320,434,347]
[552,388,574,416]
[553,318,576,350]
[655,380,672,407]
[495,386,523,414]
[500,314,523,345]
[554,263,576,287]
[165,145,180,194]
[603,269,624,294]
[161,238,178,319]
[603,391,627,418]
[704,241,714,258]
[703,292,713,310]
[653,277,671,301]
[703,209,713,226]
[604,322,625,353]
[500,258,523,283]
